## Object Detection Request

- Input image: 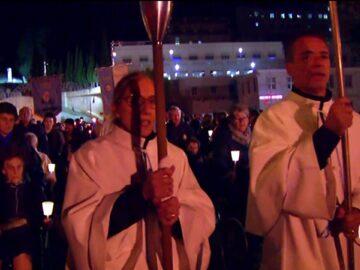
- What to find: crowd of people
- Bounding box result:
[1,31,360,270]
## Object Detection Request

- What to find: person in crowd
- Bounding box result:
[13,106,47,153]
[0,102,21,164]
[166,105,195,150]
[185,136,207,190]
[0,103,46,191]
[0,147,46,270]
[246,32,360,269]
[63,118,86,164]
[24,132,56,196]
[207,104,251,224]
[62,72,215,269]
[197,113,214,156]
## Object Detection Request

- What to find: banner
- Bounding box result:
[30,75,62,117]
[96,64,128,115]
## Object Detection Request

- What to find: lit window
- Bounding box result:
[281,13,285,19]
[254,11,259,17]
[270,13,275,19]
[250,62,256,69]
[255,22,259,27]
[221,55,230,60]
[205,55,214,60]
[318,14,323,19]
[329,27,332,32]
[308,13,312,19]
[323,14,328,19]
[297,14,302,19]
[288,13,293,19]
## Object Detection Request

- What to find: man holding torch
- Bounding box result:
[246,32,360,269]
[62,72,215,270]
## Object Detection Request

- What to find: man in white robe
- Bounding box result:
[62,72,215,270]
[246,33,360,269]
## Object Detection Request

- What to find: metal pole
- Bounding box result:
[140,2,173,269]
[329,2,354,270]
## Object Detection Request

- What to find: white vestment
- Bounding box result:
[62,126,215,270]
[246,91,360,270]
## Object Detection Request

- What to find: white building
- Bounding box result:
[110,41,360,113]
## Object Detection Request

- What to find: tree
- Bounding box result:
[16,31,33,79]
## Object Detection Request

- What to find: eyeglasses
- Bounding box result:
[122,94,156,108]
[233,116,249,123]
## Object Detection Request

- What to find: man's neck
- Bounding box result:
[292,86,332,102]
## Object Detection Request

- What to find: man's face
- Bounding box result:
[0,113,16,137]
[286,36,330,96]
[19,107,32,125]
[2,157,24,183]
[169,109,181,126]
[114,76,156,138]
[65,123,74,134]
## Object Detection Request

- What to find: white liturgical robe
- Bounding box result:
[246,91,360,270]
[62,126,215,270]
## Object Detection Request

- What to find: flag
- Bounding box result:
[31,75,62,117]
[96,64,128,115]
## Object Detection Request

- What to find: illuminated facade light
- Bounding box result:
[250,62,256,69]
[112,51,117,57]
[7,68,12,82]
[169,49,174,55]
[255,22,259,27]
[175,64,180,71]
[281,13,285,19]
[259,95,283,100]
[238,48,243,54]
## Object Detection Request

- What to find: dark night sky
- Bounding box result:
[0,2,240,71]
[0,1,336,74]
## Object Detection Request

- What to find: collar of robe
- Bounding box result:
[113,118,156,150]
[292,86,332,110]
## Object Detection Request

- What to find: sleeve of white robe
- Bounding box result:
[62,153,123,270]
[246,105,338,236]
[174,148,216,270]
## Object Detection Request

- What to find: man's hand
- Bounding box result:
[142,165,175,205]
[324,97,353,137]
[156,196,180,226]
[330,206,360,240]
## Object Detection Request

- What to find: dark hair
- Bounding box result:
[188,136,200,146]
[64,118,74,125]
[1,145,25,169]
[283,31,329,63]
[113,72,152,105]
[44,112,56,123]
[0,102,18,119]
